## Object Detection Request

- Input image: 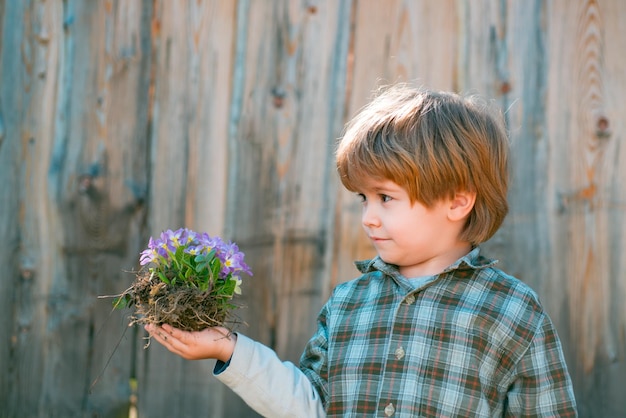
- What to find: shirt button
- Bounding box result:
[394,346,405,360]
[405,294,416,305]
[384,403,395,416]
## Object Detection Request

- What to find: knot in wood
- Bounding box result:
[271,86,286,108]
[595,116,611,138]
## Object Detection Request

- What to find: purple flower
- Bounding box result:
[161,229,184,248]
[138,228,252,294]
[220,242,252,277]
[198,233,225,252]
[139,248,155,266]
[139,237,165,266]
[184,244,204,256]
[178,228,198,245]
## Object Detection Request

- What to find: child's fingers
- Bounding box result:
[151,327,189,357]
[145,325,178,348]
[160,324,191,346]
[146,325,168,342]
[161,323,181,338]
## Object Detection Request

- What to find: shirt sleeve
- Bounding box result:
[299,301,330,407]
[505,314,578,417]
[213,333,325,418]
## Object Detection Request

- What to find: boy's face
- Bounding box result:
[356,178,471,278]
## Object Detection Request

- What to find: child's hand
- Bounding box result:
[144,323,237,362]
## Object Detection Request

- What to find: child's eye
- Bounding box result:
[381,194,392,202]
[356,193,366,202]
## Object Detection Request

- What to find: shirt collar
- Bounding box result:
[354,246,498,280]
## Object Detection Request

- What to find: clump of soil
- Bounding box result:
[121,270,244,332]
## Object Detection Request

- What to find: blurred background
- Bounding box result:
[1,1,625,417]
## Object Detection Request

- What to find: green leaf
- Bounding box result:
[218,278,236,297]
[210,258,221,282]
[175,244,184,260]
[195,249,215,264]
[195,261,207,274]
[113,294,134,309]
[194,250,215,274]
[157,271,170,284]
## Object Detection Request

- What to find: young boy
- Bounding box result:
[146,84,578,417]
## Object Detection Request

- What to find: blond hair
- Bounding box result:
[336,84,509,244]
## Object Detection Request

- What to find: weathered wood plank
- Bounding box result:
[41,0,149,415]
[0,2,31,416]
[77,0,155,414]
[227,0,351,367]
[0,0,151,416]
[6,1,72,415]
[544,1,626,415]
[135,1,237,417]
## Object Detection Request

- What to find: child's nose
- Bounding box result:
[362,204,381,227]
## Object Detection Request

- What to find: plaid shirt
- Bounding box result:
[299,248,577,417]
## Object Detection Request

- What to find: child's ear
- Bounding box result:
[448,191,476,221]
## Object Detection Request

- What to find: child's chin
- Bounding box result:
[377,254,398,266]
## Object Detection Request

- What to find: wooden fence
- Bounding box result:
[1,1,625,417]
